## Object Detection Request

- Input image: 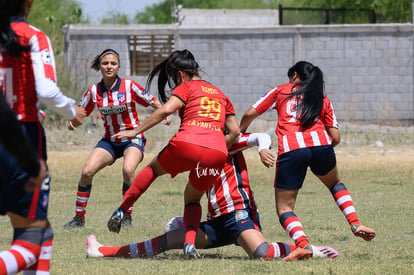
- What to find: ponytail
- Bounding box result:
[146,49,200,104]
[287,61,325,130]
[0,0,29,56]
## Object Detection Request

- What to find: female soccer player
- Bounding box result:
[0,0,84,273]
[107,49,240,258]
[64,49,170,229]
[87,132,339,260]
[239,61,375,250]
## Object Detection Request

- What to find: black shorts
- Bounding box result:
[95,137,146,159]
[0,144,49,219]
[199,209,262,248]
[275,145,336,190]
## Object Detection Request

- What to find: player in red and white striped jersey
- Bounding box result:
[240,61,375,251]
[86,132,339,260]
[64,49,170,229]
[0,1,84,274]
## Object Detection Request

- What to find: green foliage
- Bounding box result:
[100,13,131,24]
[134,0,412,24]
[134,0,280,24]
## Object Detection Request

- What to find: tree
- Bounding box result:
[134,0,412,24]
[100,13,131,24]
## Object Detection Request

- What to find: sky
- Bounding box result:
[76,0,164,23]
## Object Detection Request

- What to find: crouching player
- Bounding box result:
[87,132,339,260]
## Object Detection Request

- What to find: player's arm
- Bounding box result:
[326,127,340,147]
[247,133,275,168]
[150,99,171,125]
[240,107,261,133]
[224,115,240,149]
[113,96,183,139]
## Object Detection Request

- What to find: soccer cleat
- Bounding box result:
[121,214,133,228]
[86,235,104,258]
[310,245,340,259]
[107,209,125,233]
[351,224,376,241]
[281,247,313,261]
[63,215,85,229]
[183,243,200,259]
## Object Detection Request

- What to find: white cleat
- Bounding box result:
[87,235,104,258]
[310,245,340,259]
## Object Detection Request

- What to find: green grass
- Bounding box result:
[1,124,414,274]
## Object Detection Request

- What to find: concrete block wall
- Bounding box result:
[63,23,414,123]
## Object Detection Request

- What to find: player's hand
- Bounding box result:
[25,159,47,192]
[112,129,139,139]
[71,106,85,128]
[259,149,275,168]
[163,116,171,125]
[68,120,75,130]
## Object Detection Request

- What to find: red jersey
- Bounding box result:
[171,80,235,155]
[79,77,156,142]
[0,17,75,122]
[252,83,338,156]
[206,133,263,220]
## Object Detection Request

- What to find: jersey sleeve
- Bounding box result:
[79,86,96,117]
[131,81,156,107]
[320,97,339,128]
[228,132,272,155]
[252,87,278,114]
[225,97,236,116]
[31,30,76,119]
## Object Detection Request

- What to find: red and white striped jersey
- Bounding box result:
[206,133,267,220]
[252,83,339,156]
[0,17,75,122]
[79,76,156,142]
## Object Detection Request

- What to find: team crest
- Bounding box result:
[235,210,248,221]
[118,92,126,103]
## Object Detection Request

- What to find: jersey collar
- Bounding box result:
[100,76,121,92]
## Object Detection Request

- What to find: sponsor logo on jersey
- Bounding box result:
[99,104,127,115]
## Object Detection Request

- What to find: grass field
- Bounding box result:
[1,122,414,274]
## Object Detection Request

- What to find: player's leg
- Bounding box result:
[0,213,46,274]
[275,149,311,248]
[87,226,209,258]
[121,143,144,227]
[64,146,114,228]
[311,145,375,241]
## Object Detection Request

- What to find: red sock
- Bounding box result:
[122,183,133,216]
[279,211,309,248]
[330,182,360,226]
[23,228,53,274]
[265,242,296,259]
[75,184,92,219]
[99,235,167,258]
[0,240,41,274]
[183,203,202,246]
[119,166,157,212]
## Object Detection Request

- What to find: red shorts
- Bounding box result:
[158,141,227,191]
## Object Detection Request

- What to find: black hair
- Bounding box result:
[0,0,30,56]
[146,49,200,104]
[90,48,120,71]
[287,61,325,130]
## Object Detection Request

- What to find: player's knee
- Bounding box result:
[252,242,269,259]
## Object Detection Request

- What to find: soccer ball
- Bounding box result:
[164,216,184,233]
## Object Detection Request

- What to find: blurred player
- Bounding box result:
[0,0,84,273]
[63,49,170,229]
[87,132,339,260]
[240,61,375,250]
[107,49,240,259]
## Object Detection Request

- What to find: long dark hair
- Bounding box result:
[0,0,30,56]
[287,61,325,130]
[146,49,200,104]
